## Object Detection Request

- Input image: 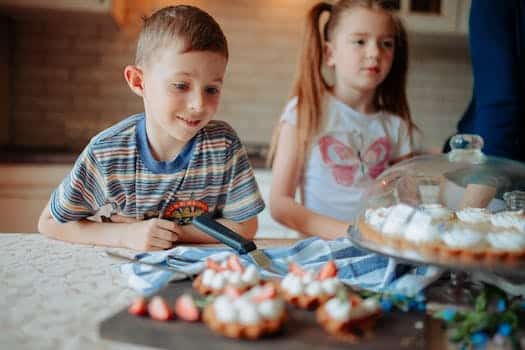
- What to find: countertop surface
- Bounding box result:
[3,234,523,350]
[0,234,297,350]
[1,233,147,350]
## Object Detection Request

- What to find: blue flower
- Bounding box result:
[497,323,512,337]
[392,293,406,302]
[470,331,488,348]
[416,302,426,312]
[497,299,507,312]
[414,292,426,303]
[380,299,393,312]
[408,300,418,310]
[440,308,456,322]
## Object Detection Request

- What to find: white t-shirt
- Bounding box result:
[281,94,417,222]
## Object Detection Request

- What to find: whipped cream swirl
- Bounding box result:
[213,286,284,325]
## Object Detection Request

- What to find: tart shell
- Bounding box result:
[202,304,287,339]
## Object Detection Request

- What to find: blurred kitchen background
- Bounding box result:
[0,0,472,234]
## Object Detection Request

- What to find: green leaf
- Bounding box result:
[436,284,525,350]
[501,311,518,328]
[475,290,488,312]
[510,335,521,350]
[450,328,466,343]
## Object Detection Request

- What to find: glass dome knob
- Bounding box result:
[448,134,486,164]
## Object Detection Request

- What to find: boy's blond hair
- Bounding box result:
[135,5,228,67]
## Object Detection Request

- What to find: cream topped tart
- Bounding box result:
[316,290,382,342]
[359,204,525,263]
[490,210,525,232]
[193,255,261,295]
[364,207,392,231]
[419,204,455,222]
[280,261,343,310]
[404,210,441,244]
[486,231,525,252]
[441,227,485,249]
[361,204,415,248]
[202,284,287,339]
[456,207,492,224]
[381,203,414,238]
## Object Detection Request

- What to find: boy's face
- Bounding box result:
[140,46,227,149]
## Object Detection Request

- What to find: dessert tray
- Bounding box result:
[347,135,525,279]
[100,277,426,349]
[347,223,525,278]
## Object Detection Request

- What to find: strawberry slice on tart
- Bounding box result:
[280,260,343,310]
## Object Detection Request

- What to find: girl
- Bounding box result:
[268,0,419,239]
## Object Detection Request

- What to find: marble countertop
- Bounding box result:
[3,234,522,350]
[0,234,299,350]
[1,233,154,350]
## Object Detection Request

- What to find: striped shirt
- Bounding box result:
[50,114,265,224]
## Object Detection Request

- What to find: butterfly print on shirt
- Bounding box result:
[318,136,392,186]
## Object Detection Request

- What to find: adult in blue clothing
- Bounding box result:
[446,0,525,162]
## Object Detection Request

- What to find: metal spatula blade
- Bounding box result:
[248,249,285,274]
[193,214,287,275]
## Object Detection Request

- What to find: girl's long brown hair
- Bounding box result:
[268,0,416,173]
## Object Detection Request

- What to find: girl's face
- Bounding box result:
[325,7,395,95]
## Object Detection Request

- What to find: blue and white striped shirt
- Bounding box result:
[50,114,265,224]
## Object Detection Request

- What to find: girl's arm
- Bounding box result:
[269,122,350,239]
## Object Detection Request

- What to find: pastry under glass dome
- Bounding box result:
[348,134,525,277]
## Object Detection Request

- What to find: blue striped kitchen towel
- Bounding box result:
[121,237,443,296]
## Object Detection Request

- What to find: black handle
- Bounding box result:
[193,213,257,254]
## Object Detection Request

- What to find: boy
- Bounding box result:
[38,5,265,251]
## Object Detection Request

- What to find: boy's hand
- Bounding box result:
[111,215,180,251]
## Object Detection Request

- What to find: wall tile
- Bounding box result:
[6,1,473,152]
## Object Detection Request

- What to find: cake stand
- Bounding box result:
[347,225,525,304]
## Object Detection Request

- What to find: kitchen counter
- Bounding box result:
[4,233,523,350]
[0,233,296,350]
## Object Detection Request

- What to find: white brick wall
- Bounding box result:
[5,2,472,152]
[0,16,9,145]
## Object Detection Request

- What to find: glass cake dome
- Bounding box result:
[362,135,525,214]
[361,134,525,214]
[348,134,525,275]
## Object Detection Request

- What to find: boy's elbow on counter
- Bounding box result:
[38,218,53,237]
[37,211,59,238]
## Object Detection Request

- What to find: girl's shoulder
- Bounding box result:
[376,112,409,130]
[280,97,299,125]
[376,112,421,150]
[283,96,299,112]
